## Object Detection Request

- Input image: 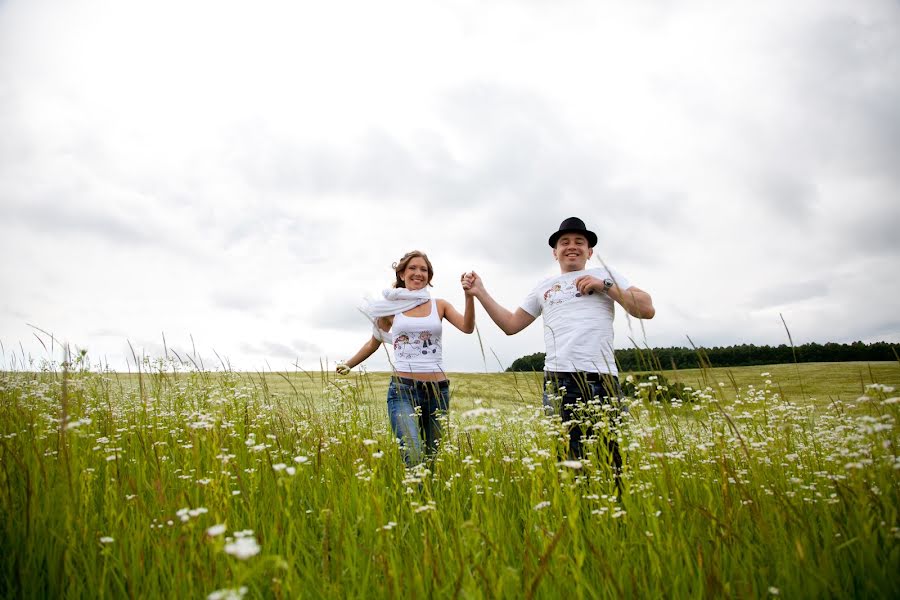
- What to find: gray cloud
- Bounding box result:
[752,171,818,220]
[210,289,270,312]
[1,305,28,320]
[793,11,900,178]
[309,294,370,333]
[87,327,127,337]
[838,200,900,258]
[239,339,320,360]
[227,127,457,211]
[435,83,690,267]
[223,82,688,256]
[848,319,900,343]
[749,280,830,309]
[1,194,153,246]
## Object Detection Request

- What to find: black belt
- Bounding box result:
[543,371,617,384]
[392,377,450,389]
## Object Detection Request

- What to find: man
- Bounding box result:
[463,217,655,481]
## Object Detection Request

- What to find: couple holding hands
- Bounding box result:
[337,217,655,470]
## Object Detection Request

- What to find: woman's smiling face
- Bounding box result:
[402,257,431,290]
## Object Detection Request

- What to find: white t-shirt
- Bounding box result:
[520,267,631,375]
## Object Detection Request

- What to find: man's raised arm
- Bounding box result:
[463,271,535,335]
[574,275,656,320]
[609,285,655,319]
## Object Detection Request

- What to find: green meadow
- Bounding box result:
[1,361,898,598]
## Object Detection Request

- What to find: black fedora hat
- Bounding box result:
[548,217,597,248]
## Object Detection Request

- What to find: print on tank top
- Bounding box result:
[393,330,442,359]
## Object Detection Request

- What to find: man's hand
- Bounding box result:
[574,275,605,296]
[460,271,472,292]
[335,362,351,375]
[462,271,484,297]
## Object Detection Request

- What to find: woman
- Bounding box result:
[336,250,475,465]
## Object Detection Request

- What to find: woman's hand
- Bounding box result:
[461,271,481,296]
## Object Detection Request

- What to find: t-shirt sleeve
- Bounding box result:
[606,266,632,291]
[520,285,542,317]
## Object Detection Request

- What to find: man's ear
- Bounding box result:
[588,248,593,260]
[552,247,559,261]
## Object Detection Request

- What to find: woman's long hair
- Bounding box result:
[392,250,434,288]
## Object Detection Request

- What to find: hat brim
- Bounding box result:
[548,229,598,248]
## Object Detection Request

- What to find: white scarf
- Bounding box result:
[359,288,431,342]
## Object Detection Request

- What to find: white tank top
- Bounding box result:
[391,299,443,373]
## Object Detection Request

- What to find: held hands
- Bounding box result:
[460,271,482,297]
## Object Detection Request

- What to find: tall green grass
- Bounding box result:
[1,360,898,598]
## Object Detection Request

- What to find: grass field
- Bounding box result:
[1,360,898,598]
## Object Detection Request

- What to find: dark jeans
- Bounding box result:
[387,377,450,466]
[542,371,625,476]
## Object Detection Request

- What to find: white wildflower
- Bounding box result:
[461,407,498,419]
[224,536,261,560]
[207,587,248,600]
[65,417,92,430]
[557,460,583,469]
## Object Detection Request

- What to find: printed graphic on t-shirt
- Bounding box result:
[542,279,584,306]
[394,330,441,359]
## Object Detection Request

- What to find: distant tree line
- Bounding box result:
[506,341,899,372]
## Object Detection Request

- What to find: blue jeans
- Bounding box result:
[387,377,450,465]
[542,371,625,472]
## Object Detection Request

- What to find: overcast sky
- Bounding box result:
[1,0,898,373]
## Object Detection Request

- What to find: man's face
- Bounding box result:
[553,233,593,272]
